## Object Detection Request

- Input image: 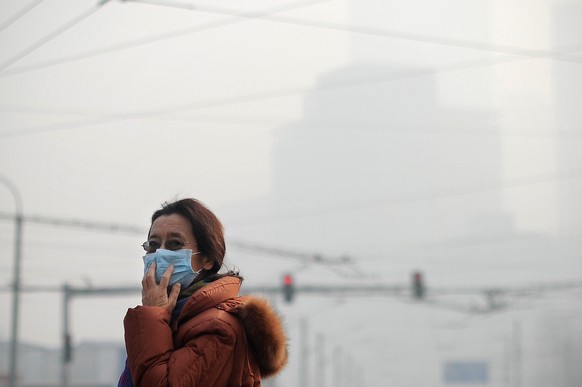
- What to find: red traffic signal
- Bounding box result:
[282,273,295,303]
[412,271,425,300]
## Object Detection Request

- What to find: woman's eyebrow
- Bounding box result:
[148,231,186,239]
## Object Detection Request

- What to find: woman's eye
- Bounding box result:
[148,241,161,250]
[166,240,184,250]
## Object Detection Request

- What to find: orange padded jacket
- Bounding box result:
[123,276,288,386]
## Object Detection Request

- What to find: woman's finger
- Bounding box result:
[142,263,156,287]
[167,283,181,310]
[158,264,174,289]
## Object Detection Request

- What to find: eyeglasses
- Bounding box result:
[141,239,197,253]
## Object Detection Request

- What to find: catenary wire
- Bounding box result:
[131,0,582,64]
[139,114,582,140]
[0,211,351,266]
[0,52,575,139]
[0,169,580,230]
[0,0,44,34]
[0,0,331,78]
[2,0,582,78]
[2,105,580,140]
[0,0,112,73]
[1,218,580,265]
[226,167,582,227]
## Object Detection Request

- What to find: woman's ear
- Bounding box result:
[202,256,214,271]
[192,254,214,272]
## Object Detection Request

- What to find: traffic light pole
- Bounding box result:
[0,175,23,387]
[61,284,71,387]
[59,285,142,387]
[299,319,309,387]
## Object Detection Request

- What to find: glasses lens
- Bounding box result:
[142,241,159,253]
[142,240,188,252]
[165,239,185,250]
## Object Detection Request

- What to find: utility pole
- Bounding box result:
[61,284,72,387]
[0,175,23,387]
[59,285,141,387]
[504,334,511,387]
[315,333,325,387]
[299,318,309,387]
[513,319,522,387]
[332,346,342,387]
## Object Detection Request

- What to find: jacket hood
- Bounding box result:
[236,296,288,377]
[182,276,289,378]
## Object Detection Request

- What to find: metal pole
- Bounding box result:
[299,318,309,387]
[315,333,325,387]
[332,346,342,387]
[513,319,521,387]
[62,284,72,387]
[0,175,23,387]
[504,334,511,387]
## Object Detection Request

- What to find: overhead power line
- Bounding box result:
[0,0,330,78]
[2,0,581,78]
[0,170,579,239]
[1,103,579,141]
[0,211,146,234]
[0,0,112,73]
[132,0,582,64]
[0,52,572,139]
[227,167,582,227]
[0,105,579,141]
[231,240,352,265]
[0,0,44,34]
[0,211,351,266]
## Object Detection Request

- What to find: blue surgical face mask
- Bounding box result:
[143,249,202,290]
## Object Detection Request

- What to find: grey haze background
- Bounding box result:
[0,0,581,386]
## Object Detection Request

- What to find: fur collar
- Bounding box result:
[236,296,288,377]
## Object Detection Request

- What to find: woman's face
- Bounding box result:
[148,213,212,272]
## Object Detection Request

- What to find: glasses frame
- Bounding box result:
[141,240,197,252]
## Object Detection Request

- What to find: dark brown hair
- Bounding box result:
[150,198,225,274]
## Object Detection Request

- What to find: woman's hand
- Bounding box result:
[141,263,181,312]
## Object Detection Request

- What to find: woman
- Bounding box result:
[119,198,288,386]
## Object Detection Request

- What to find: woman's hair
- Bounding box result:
[150,198,226,275]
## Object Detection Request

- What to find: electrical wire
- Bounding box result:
[2,0,582,78]
[0,104,101,116]
[0,211,352,266]
[227,167,582,227]
[0,53,569,139]
[2,104,578,141]
[0,0,331,78]
[0,3,580,139]
[0,212,146,234]
[0,0,112,73]
[5,165,571,241]
[0,0,44,34]
[0,111,574,147]
[230,239,351,265]
[132,0,582,65]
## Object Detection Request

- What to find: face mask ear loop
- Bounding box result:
[191,251,210,281]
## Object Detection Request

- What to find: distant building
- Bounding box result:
[270,64,508,252]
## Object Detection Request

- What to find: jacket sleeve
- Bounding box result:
[123,306,237,387]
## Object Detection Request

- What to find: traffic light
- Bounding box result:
[282,273,295,303]
[412,271,425,300]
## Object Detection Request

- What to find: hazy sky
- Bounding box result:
[1,0,581,386]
